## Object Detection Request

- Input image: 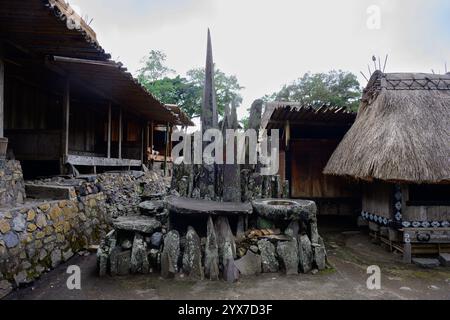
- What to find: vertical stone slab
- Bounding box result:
[161,230,180,278]
[214,216,236,265]
[277,238,299,275]
[204,216,219,280]
[131,233,150,274]
[182,226,204,280]
[258,239,279,273]
[298,234,313,273]
[223,102,241,202]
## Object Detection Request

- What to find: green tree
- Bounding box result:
[137,50,175,86]
[186,67,244,117]
[272,70,361,111]
[137,50,244,119]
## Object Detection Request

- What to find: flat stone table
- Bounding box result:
[251,198,317,221]
[165,196,253,216]
[113,216,162,234]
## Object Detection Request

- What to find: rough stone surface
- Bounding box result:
[258,239,278,273]
[252,198,317,221]
[0,280,12,299]
[182,226,204,280]
[97,171,167,218]
[438,253,450,267]
[113,216,161,234]
[298,235,313,273]
[313,243,327,270]
[204,216,219,280]
[412,258,440,269]
[117,250,131,275]
[161,230,180,278]
[166,196,252,216]
[215,216,236,265]
[0,160,25,207]
[235,250,262,276]
[130,233,149,274]
[138,200,164,215]
[150,232,163,248]
[277,238,299,275]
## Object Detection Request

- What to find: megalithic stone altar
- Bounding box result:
[199,29,219,200]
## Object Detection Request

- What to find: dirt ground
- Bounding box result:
[4,219,450,300]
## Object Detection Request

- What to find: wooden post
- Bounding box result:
[285,120,290,151]
[145,121,150,163]
[118,107,122,159]
[150,120,154,155]
[164,122,170,176]
[61,78,70,173]
[107,102,112,158]
[140,125,144,163]
[0,59,4,138]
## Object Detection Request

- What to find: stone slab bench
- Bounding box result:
[166,196,253,216]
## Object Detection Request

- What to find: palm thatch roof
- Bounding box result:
[324,71,450,184]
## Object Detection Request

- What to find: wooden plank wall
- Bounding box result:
[290,139,359,198]
[4,75,62,160]
[362,181,392,219]
[402,185,450,222]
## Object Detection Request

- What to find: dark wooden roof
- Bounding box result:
[0,0,178,123]
[0,0,109,60]
[262,102,356,130]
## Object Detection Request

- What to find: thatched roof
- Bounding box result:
[324,71,450,184]
[262,102,355,130]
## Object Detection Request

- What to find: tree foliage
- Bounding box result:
[137,50,175,85]
[271,70,361,111]
[137,50,243,119]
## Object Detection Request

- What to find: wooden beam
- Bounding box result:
[285,120,290,151]
[140,125,144,163]
[164,122,169,176]
[52,56,117,68]
[150,120,154,155]
[62,78,70,160]
[118,107,123,159]
[145,121,150,162]
[66,154,141,167]
[0,58,4,138]
[107,102,112,158]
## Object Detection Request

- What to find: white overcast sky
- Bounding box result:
[70,0,450,123]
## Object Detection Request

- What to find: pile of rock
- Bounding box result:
[97,171,168,218]
[97,212,165,276]
[0,160,25,207]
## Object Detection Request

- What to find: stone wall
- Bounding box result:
[0,192,110,296]
[0,160,25,207]
[97,170,167,218]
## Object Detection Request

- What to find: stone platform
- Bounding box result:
[165,196,253,216]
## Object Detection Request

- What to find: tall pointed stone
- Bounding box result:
[199,28,218,200]
[248,99,263,132]
[223,101,241,202]
[201,28,218,133]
